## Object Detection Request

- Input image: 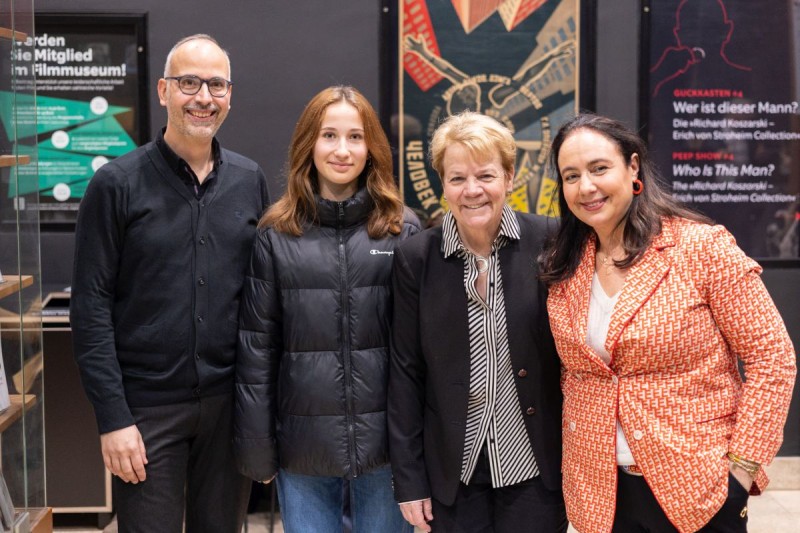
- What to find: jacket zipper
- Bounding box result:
[338,201,358,477]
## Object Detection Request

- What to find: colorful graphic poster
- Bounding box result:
[646,0,800,259]
[0,14,147,225]
[396,0,580,224]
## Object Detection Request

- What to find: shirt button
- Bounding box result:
[196,315,204,323]
[633,430,644,440]
[198,277,206,286]
[526,406,536,416]
[195,352,200,360]
[199,237,206,245]
[518,368,528,378]
[569,421,577,432]
[611,375,619,385]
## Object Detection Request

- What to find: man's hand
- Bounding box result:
[101,425,148,484]
[399,498,433,532]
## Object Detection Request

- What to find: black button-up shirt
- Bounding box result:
[155,128,221,199]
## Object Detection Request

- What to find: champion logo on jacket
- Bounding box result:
[370,249,394,256]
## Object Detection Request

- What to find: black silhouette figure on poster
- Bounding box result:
[650,0,750,97]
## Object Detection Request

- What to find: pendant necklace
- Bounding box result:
[473,254,489,274]
[465,246,490,273]
[597,247,622,276]
[598,253,614,275]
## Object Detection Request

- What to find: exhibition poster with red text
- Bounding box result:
[647,0,799,258]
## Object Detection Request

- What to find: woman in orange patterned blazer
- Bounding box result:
[540,113,796,533]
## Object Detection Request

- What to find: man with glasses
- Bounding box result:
[71,34,270,532]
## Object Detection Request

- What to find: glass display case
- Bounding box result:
[0,0,50,530]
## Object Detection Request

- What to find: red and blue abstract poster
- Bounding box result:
[396,0,581,225]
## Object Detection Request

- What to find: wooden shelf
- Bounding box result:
[0,155,31,167]
[0,27,28,42]
[0,314,47,330]
[0,394,37,433]
[0,275,33,300]
[25,507,53,533]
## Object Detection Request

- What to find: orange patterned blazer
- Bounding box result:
[547,217,796,533]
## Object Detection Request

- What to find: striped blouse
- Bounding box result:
[441,205,539,488]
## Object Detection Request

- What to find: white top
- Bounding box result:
[587,273,635,466]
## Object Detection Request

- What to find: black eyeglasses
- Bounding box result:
[164,75,233,97]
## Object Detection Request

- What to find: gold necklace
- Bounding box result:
[596,248,622,276]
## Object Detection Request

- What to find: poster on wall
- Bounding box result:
[644,0,800,259]
[0,13,148,227]
[391,0,586,225]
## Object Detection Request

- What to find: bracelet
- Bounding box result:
[727,452,760,475]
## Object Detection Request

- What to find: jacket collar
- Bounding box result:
[562,218,678,367]
[605,220,676,353]
[315,187,374,228]
[441,205,520,258]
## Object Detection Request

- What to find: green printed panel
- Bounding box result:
[0,92,38,141]
[6,144,38,198]
[40,116,136,155]
[0,91,131,138]
[11,146,107,197]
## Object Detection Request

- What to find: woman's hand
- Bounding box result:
[729,461,754,492]
[399,498,433,532]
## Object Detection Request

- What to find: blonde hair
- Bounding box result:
[429,111,516,178]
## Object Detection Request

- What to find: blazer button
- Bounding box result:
[526,406,536,416]
[611,375,619,385]
[569,421,576,432]
[633,430,644,440]
[518,368,528,377]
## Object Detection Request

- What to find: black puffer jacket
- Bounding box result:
[234,187,420,481]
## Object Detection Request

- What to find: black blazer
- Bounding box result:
[388,212,563,505]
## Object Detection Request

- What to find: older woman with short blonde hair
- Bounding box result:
[389,111,567,532]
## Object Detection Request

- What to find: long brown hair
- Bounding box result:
[260,86,403,238]
[540,113,711,284]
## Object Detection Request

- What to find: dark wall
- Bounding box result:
[595,0,639,126]
[34,0,384,292]
[34,0,798,454]
[33,0,383,199]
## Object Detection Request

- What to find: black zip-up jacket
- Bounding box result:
[234,188,420,481]
[71,140,270,434]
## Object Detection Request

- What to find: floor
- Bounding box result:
[52,490,800,532]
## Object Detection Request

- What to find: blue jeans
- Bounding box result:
[277,464,411,533]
